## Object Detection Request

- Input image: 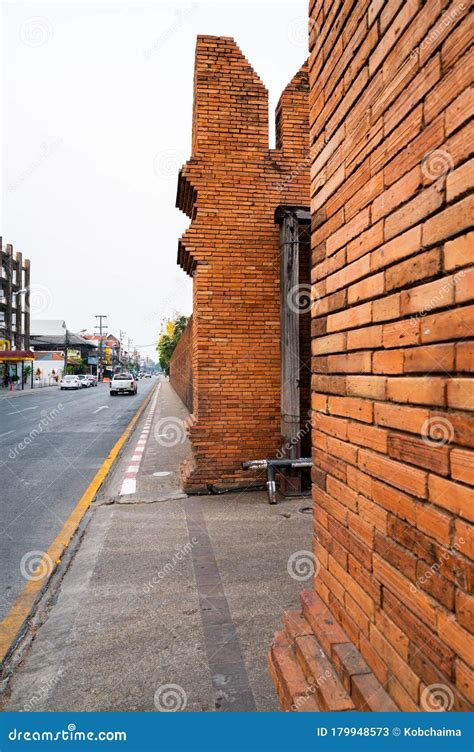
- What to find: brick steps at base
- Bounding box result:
[269,591,399,712]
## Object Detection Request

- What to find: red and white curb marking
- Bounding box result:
[120,385,160,496]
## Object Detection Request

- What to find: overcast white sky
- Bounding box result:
[1,0,308,359]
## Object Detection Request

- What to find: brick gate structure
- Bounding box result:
[270,1,473,712]
[175,36,310,491]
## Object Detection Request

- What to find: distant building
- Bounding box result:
[0,238,31,350]
[33,351,64,386]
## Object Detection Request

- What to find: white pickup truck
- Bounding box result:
[109,372,137,396]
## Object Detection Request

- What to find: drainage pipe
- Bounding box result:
[242,458,312,505]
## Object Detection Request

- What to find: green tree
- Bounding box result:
[156,314,189,375]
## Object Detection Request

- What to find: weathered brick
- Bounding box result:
[371,225,421,271]
[447,158,474,201]
[385,248,442,293]
[443,232,473,271]
[415,503,452,546]
[373,349,404,374]
[451,447,474,485]
[359,449,427,498]
[372,165,421,223]
[447,378,474,411]
[383,319,419,348]
[400,275,455,315]
[422,194,474,247]
[421,304,474,343]
[456,342,474,372]
[346,375,386,400]
[386,376,446,407]
[404,343,455,373]
[328,396,374,423]
[437,611,474,668]
[388,433,449,475]
[347,324,383,350]
[428,474,474,522]
[348,422,388,453]
[373,555,437,627]
[385,183,444,241]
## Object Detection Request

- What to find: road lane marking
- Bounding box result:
[119,384,160,496]
[93,405,109,414]
[0,382,159,665]
[7,406,39,415]
[0,430,14,439]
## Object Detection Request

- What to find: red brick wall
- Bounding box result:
[309,0,473,710]
[169,317,193,413]
[176,36,310,491]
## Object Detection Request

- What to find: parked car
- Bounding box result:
[60,375,81,390]
[77,374,92,388]
[110,372,137,396]
[145,373,152,378]
[89,375,98,386]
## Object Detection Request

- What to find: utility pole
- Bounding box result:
[119,330,125,367]
[95,314,107,381]
[63,328,69,378]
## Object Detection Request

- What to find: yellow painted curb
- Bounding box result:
[0,382,158,665]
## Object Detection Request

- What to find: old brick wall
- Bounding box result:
[270,0,473,712]
[176,36,310,491]
[169,317,193,413]
[308,0,473,711]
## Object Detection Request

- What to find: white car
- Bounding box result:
[60,375,81,390]
[77,374,92,388]
[110,372,137,396]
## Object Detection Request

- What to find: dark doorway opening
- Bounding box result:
[275,205,312,495]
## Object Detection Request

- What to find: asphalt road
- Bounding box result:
[0,379,156,622]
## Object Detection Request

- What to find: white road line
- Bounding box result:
[120,478,137,495]
[7,406,39,415]
[119,384,160,496]
[0,430,14,439]
[93,405,109,414]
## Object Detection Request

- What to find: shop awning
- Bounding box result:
[0,350,35,362]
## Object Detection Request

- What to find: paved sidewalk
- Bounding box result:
[0,384,61,399]
[3,381,312,712]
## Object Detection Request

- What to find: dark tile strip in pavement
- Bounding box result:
[184,498,257,712]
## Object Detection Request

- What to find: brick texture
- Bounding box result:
[169,317,193,412]
[175,36,310,490]
[271,0,473,712]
